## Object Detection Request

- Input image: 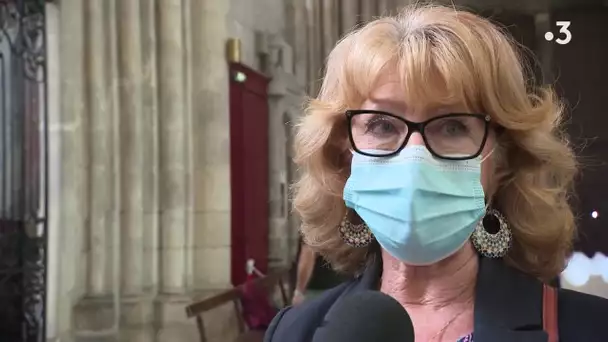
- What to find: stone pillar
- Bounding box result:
[50,0,89,338]
[45,2,61,338]
[341,0,359,35]
[158,0,187,294]
[378,0,392,15]
[140,0,161,294]
[118,0,145,296]
[182,0,196,292]
[285,109,302,262]
[309,0,323,95]
[322,0,338,56]
[191,0,232,290]
[305,0,315,93]
[393,0,412,11]
[267,36,294,270]
[289,0,309,86]
[85,0,113,297]
[361,0,375,23]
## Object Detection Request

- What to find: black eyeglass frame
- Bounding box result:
[345,110,492,161]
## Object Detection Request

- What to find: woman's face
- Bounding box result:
[358,74,497,196]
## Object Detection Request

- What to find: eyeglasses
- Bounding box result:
[345,110,491,160]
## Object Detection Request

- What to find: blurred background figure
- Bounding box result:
[291,238,349,305]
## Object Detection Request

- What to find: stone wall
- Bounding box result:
[45,0,306,340]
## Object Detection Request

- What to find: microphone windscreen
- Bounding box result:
[312,290,415,342]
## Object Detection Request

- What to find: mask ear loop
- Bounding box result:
[480,146,496,164]
[480,146,497,210]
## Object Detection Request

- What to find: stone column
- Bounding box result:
[341,0,359,35]
[284,109,302,262]
[182,0,196,291]
[267,37,291,270]
[378,0,392,15]
[118,0,145,296]
[305,0,315,93]
[71,1,126,336]
[191,0,232,290]
[361,0,375,23]
[158,0,187,294]
[140,0,161,293]
[55,0,88,336]
[85,0,113,297]
[322,0,337,56]
[290,0,308,86]
[393,0,410,11]
[310,0,323,95]
[45,2,61,338]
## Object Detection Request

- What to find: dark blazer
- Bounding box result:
[264,255,608,342]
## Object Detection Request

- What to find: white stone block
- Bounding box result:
[194,212,231,248]
[193,247,231,289]
[195,164,231,212]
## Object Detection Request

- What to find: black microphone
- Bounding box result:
[312,290,415,342]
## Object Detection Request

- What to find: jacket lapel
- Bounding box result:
[473,257,548,342]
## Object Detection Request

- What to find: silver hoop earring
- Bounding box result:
[471,209,512,258]
[339,213,373,248]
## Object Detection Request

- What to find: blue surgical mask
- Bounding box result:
[343,146,491,265]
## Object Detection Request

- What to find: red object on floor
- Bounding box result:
[239,275,278,330]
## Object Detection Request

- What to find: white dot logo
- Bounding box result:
[544,32,554,41]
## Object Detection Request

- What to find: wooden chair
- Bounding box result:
[185,270,290,342]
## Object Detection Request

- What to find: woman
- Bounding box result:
[265,4,608,342]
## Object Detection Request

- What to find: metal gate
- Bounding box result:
[0,0,47,341]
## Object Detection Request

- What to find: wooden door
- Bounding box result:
[229,63,271,286]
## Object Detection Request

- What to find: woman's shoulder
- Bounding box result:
[557,287,608,340]
[264,281,357,342]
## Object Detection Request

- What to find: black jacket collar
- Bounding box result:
[333,254,549,342]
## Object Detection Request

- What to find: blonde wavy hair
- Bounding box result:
[292,4,577,281]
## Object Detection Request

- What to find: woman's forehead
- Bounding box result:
[363,72,469,115]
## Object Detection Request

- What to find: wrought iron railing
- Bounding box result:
[0,0,47,341]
